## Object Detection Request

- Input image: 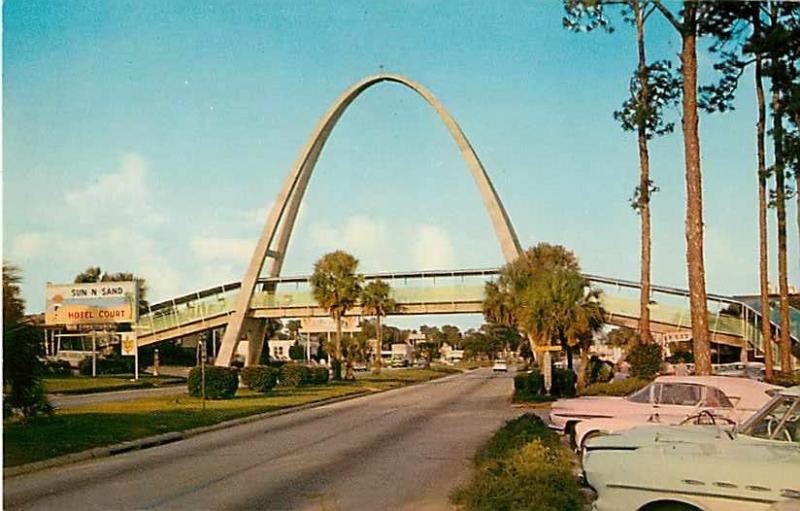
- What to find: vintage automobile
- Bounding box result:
[582,385,800,511]
[550,376,777,448]
[492,360,508,372]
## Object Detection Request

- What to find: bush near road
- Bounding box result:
[187,366,239,399]
[451,413,583,511]
[240,366,280,393]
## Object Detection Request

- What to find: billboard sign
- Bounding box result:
[46,281,138,326]
[300,316,360,334]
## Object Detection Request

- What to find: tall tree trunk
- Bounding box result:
[635,0,653,344]
[772,86,793,376]
[334,312,343,380]
[755,39,774,380]
[374,315,383,375]
[680,3,712,375]
[576,340,590,393]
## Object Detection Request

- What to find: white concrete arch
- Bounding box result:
[216,74,522,366]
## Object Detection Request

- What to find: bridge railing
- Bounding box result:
[135,270,793,355]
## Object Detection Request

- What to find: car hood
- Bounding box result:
[586,424,800,460]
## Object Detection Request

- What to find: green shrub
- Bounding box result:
[587,356,614,384]
[3,325,53,422]
[279,363,311,387]
[187,366,239,399]
[551,368,576,397]
[452,414,583,511]
[628,343,663,380]
[78,354,134,376]
[43,360,73,376]
[240,365,279,393]
[513,370,546,402]
[581,377,651,396]
[476,413,559,463]
[308,366,330,384]
[768,373,800,387]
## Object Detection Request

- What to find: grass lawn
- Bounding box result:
[43,375,186,395]
[5,367,455,468]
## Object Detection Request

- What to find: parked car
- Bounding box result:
[582,385,800,511]
[492,360,508,372]
[550,376,778,448]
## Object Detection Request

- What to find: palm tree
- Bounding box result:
[487,243,581,360]
[567,287,606,392]
[309,251,363,380]
[360,280,397,374]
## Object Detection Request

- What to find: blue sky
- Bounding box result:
[4,0,798,329]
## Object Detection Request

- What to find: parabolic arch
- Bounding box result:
[216,73,523,366]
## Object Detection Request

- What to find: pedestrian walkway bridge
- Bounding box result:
[134,268,798,357]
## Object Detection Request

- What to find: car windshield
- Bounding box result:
[740,395,800,443]
[626,383,653,404]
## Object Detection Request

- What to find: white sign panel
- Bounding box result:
[46,281,138,326]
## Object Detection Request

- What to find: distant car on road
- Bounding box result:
[492,361,508,372]
[550,376,778,449]
[582,385,800,511]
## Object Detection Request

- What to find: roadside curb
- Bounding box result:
[5,370,467,479]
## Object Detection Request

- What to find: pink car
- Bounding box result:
[549,375,778,450]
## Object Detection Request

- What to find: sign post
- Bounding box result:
[92,330,97,378]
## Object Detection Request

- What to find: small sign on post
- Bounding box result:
[120,332,138,381]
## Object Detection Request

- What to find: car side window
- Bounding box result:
[627,383,654,404]
[702,386,733,408]
[658,383,702,406]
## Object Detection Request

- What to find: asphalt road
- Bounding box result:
[5,368,518,511]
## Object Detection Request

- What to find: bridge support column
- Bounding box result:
[244,318,268,367]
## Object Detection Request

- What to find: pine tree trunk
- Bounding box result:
[772,86,793,376]
[635,0,653,344]
[755,43,774,380]
[680,3,712,375]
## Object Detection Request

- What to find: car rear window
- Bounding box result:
[658,383,702,406]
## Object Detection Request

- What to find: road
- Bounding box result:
[5,368,518,511]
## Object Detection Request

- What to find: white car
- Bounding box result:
[492,361,508,372]
[550,376,778,449]
[582,385,800,511]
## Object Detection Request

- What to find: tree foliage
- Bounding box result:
[310,251,363,380]
[73,266,149,310]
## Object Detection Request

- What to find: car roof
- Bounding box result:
[654,375,779,408]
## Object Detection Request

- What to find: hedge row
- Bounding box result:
[240,366,279,393]
[78,354,134,376]
[580,377,650,397]
[451,414,583,511]
[513,368,576,402]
